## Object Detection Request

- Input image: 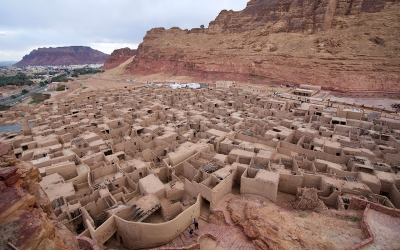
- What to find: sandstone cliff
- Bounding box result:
[0,143,94,250]
[14,46,109,67]
[126,0,400,92]
[102,47,137,70]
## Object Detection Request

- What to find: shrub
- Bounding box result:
[350,216,359,222]
[21,89,29,95]
[299,212,307,218]
[56,85,66,91]
[30,93,50,104]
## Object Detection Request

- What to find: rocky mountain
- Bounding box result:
[14,46,109,67]
[126,0,400,92]
[0,143,100,250]
[102,47,137,70]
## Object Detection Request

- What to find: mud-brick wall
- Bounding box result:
[165,185,185,200]
[278,173,303,195]
[240,170,278,202]
[87,215,117,245]
[185,178,201,197]
[385,153,400,167]
[389,182,400,209]
[302,174,322,189]
[212,170,235,207]
[114,195,202,249]
[161,202,182,221]
[349,197,400,217]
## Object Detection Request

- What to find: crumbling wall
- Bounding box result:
[295,188,327,211]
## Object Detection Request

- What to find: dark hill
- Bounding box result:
[14,46,109,67]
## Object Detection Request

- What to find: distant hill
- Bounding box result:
[0,61,17,67]
[14,46,109,67]
[102,47,137,70]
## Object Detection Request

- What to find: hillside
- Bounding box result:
[14,46,109,67]
[102,47,137,70]
[126,0,400,92]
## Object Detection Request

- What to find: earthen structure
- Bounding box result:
[1,84,400,249]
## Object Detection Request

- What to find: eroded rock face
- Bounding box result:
[0,143,81,250]
[14,46,109,67]
[209,0,394,34]
[102,47,137,70]
[126,0,400,92]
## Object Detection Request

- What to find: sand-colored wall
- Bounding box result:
[212,171,235,207]
[87,215,117,245]
[278,173,303,195]
[241,169,278,202]
[114,194,203,249]
[45,162,76,179]
[280,141,350,164]
[169,150,196,166]
[301,174,322,189]
[389,182,400,209]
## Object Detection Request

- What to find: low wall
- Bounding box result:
[114,194,203,249]
[348,196,400,217]
[348,205,374,250]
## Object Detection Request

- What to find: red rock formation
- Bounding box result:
[14,46,109,67]
[126,0,400,92]
[102,47,137,70]
[0,143,99,250]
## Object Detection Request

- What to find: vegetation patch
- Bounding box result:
[0,73,34,86]
[30,93,50,104]
[349,216,359,222]
[56,85,66,91]
[0,105,10,111]
[72,67,104,77]
[51,74,69,82]
[299,212,308,218]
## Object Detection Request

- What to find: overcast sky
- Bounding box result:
[0,0,248,61]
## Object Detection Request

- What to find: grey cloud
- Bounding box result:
[0,0,248,61]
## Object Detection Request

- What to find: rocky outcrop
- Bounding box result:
[102,47,137,70]
[14,46,109,67]
[0,143,92,250]
[126,0,400,92]
[209,0,394,34]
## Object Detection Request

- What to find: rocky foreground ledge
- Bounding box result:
[0,143,100,250]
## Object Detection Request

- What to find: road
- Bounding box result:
[0,85,47,106]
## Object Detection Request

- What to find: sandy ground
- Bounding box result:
[8,59,400,123]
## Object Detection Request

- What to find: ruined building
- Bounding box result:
[1,85,399,249]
